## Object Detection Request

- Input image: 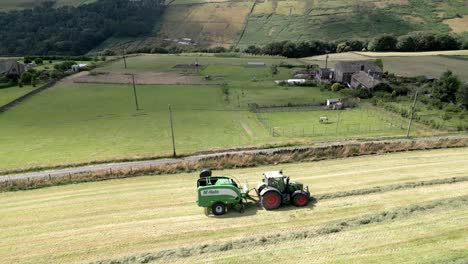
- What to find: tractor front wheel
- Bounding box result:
[212,202,226,216]
[292,193,309,207]
[261,191,281,210]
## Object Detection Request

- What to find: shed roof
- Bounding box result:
[0,59,17,74]
[335,61,382,74]
[351,71,382,89]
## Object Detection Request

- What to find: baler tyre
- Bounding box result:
[261,191,281,210]
[292,193,309,207]
[212,202,226,216]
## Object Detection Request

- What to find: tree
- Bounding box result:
[457,83,468,110]
[368,35,397,51]
[20,72,32,85]
[244,45,261,55]
[270,64,278,75]
[34,58,43,65]
[432,70,461,103]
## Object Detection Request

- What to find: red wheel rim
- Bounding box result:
[264,193,278,207]
[295,195,307,206]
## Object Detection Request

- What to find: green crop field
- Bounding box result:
[0,54,431,171]
[0,85,36,106]
[1,148,467,264]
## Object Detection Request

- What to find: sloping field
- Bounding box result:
[236,0,467,47]
[0,148,467,263]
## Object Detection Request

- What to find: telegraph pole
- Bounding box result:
[122,48,127,69]
[131,74,140,111]
[406,90,418,138]
[169,105,177,157]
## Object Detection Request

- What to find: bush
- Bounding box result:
[34,58,43,65]
[20,72,32,85]
[331,83,343,92]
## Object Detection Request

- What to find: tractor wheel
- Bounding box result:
[261,191,281,210]
[212,202,226,216]
[292,193,309,207]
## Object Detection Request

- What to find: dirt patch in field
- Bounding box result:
[443,16,468,33]
[73,71,204,85]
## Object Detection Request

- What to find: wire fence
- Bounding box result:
[255,108,406,138]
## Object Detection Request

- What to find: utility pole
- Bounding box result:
[122,48,127,69]
[169,105,176,157]
[406,90,419,138]
[131,74,140,111]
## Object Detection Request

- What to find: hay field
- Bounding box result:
[1,148,467,264]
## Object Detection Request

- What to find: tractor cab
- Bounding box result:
[256,170,310,210]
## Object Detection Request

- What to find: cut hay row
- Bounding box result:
[90,195,468,264]
[2,136,467,192]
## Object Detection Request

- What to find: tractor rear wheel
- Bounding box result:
[292,193,309,207]
[212,202,226,216]
[261,191,281,210]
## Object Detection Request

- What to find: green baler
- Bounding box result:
[197,169,255,216]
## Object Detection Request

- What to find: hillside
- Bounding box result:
[108,0,468,50]
[1,0,466,51]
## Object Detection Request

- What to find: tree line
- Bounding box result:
[0,0,164,56]
[242,31,467,58]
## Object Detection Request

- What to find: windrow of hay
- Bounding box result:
[314,176,468,200]
[90,195,468,264]
[2,136,467,192]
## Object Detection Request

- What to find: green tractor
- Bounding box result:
[196,169,255,216]
[196,169,311,215]
[256,171,310,210]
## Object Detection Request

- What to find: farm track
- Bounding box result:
[1,136,467,184]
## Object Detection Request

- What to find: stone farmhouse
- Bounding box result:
[0,59,25,80]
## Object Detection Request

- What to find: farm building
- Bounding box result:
[0,59,24,79]
[71,64,88,72]
[326,98,343,109]
[334,61,382,85]
[350,71,382,89]
[287,79,306,84]
[315,68,334,82]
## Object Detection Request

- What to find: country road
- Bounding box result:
[1,136,467,183]
[0,146,299,183]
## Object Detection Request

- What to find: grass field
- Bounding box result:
[0,85,36,106]
[0,54,430,171]
[1,148,467,263]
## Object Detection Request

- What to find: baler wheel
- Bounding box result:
[292,193,309,207]
[212,202,226,216]
[261,191,281,210]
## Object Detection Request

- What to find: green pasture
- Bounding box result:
[0,54,433,171]
[259,104,408,138]
[0,83,271,170]
[0,85,36,106]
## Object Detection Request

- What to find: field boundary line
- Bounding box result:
[0,80,57,114]
[1,136,467,192]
